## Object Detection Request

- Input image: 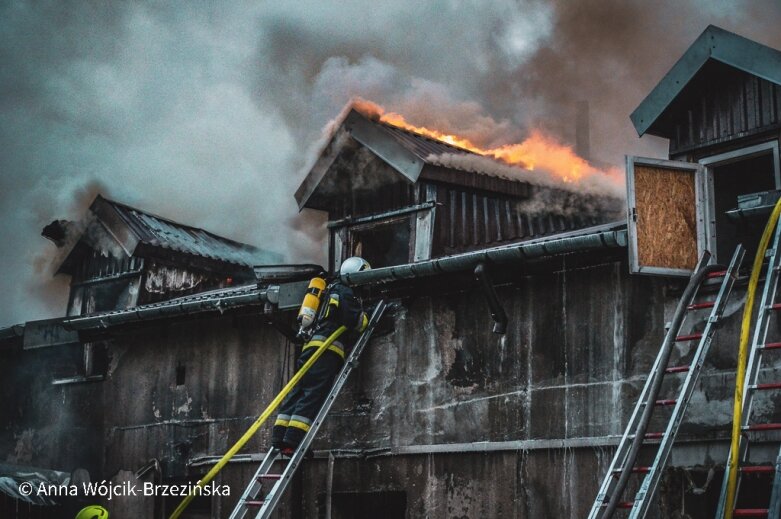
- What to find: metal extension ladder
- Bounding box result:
[228,300,388,519]
[589,246,745,519]
[716,222,781,518]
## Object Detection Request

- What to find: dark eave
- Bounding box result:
[631,25,781,138]
[420,164,535,198]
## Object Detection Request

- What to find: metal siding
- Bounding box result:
[429,185,604,257]
[632,25,781,137]
[669,63,781,154]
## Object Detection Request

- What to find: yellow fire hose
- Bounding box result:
[168,325,347,519]
[723,198,781,519]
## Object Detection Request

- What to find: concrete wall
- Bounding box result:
[4,256,781,518]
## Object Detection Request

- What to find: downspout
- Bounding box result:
[474,262,508,334]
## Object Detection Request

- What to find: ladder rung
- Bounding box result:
[675,333,703,342]
[259,474,282,480]
[688,302,715,310]
[743,423,781,432]
[706,270,728,279]
[768,303,781,311]
[740,465,774,474]
[733,510,768,517]
[750,382,781,391]
[645,432,664,439]
[655,399,677,406]
[244,500,265,507]
[602,501,635,509]
[759,342,781,351]
[612,466,650,476]
[665,365,690,374]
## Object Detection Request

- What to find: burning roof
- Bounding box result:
[296,106,623,212]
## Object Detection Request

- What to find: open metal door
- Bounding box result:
[626,156,705,276]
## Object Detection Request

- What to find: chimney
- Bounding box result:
[575,100,591,161]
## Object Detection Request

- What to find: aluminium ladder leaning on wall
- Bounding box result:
[228,300,388,519]
[716,207,781,518]
[589,246,745,519]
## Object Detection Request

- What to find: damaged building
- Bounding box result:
[3,24,781,518]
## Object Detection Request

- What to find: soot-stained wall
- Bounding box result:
[5,256,781,518]
[319,258,753,451]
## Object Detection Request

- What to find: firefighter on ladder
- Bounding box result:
[271,257,371,454]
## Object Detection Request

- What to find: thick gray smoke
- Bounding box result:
[1,1,779,326]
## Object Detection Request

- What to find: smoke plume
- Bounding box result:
[1,1,780,326]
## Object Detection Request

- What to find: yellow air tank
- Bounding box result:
[298,276,326,330]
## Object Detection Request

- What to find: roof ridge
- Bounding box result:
[373,116,480,156]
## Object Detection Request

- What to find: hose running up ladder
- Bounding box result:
[722,198,781,519]
[168,325,348,519]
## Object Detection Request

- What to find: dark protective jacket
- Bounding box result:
[304,281,368,360]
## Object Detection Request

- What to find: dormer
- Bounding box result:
[626,26,781,273]
[44,195,281,316]
[296,109,623,272]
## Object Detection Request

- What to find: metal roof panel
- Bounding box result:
[93,196,280,268]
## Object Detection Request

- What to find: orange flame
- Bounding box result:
[380,112,483,154]
[352,100,617,184]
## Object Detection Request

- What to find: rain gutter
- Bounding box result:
[343,221,628,286]
[63,288,269,331]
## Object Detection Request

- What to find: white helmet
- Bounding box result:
[340,256,371,278]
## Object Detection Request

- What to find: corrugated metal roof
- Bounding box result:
[375,120,476,160]
[95,196,280,268]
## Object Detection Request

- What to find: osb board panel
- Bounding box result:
[635,165,697,270]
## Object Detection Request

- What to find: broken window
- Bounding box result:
[50,341,108,386]
[347,218,412,269]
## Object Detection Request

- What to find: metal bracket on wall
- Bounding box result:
[474,262,508,335]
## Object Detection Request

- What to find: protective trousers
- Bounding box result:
[271,344,343,449]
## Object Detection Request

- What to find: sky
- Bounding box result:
[1,0,780,326]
